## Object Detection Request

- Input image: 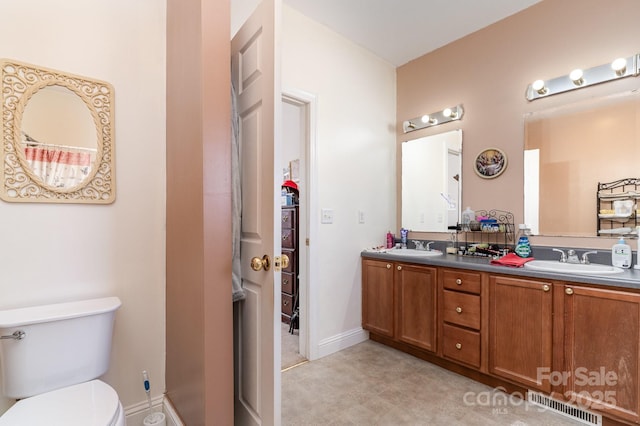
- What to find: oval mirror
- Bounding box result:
[20,84,98,189]
[0,59,115,204]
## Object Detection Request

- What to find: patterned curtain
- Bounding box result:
[24,146,94,188]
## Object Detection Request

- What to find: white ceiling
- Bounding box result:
[282,0,542,66]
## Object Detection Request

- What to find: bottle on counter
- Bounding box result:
[386,231,394,249]
[400,228,408,249]
[514,224,532,258]
[612,237,632,268]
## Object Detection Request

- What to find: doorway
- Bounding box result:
[281,90,316,369]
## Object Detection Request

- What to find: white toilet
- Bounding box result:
[0,296,125,425]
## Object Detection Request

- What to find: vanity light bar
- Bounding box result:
[526,54,640,101]
[402,104,464,133]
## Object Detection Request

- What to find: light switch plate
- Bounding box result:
[321,208,334,224]
[358,210,365,224]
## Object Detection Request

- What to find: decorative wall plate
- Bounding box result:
[474,148,507,179]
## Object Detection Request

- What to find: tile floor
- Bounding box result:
[282,339,585,425]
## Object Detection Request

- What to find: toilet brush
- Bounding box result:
[142,370,166,426]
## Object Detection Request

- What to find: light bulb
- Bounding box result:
[532,80,547,95]
[612,58,627,76]
[421,115,430,123]
[570,69,584,86]
[443,108,453,118]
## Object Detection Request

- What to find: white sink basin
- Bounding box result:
[523,260,624,275]
[384,248,443,257]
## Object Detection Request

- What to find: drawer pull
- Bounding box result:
[282,215,289,222]
[542,284,550,292]
[386,264,391,269]
[397,265,402,271]
[283,278,289,285]
[283,300,289,306]
[455,343,462,350]
[455,306,463,314]
[282,234,289,241]
[565,288,574,295]
[456,278,462,285]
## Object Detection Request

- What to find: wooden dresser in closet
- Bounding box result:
[281,205,299,324]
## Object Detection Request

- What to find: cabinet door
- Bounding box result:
[362,259,395,337]
[395,263,437,352]
[564,285,640,424]
[489,275,553,392]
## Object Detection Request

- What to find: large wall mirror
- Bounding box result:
[0,59,115,203]
[524,89,640,236]
[402,129,462,232]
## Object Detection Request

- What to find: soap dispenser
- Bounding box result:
[612,237,632,268]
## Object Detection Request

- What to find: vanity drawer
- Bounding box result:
[282,207,297,229]
[442,323,480,368]
[282,293,294,316]
[282,272,295,295]
[281,228,296,249]
[443,290,480,330]
[442,269,481,294]
[282,249,296,273]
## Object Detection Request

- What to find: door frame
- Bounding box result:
[282,89,318,360]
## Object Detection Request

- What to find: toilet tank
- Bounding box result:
[0,297,121,399]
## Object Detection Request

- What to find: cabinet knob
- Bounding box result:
[542,284,550,292]
[455,306,463,314]
[283,278,289,285]
[565,288,574,295]
[283,300,289,306]
[282,215,289,222]
[455,343,462,350]
[456,279,462,285]
[282,234,289,241]
[397,265,402,271]
[386,264,391,269]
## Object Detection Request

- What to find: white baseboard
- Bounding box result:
[124,395,183,426]
[316,327,368,359]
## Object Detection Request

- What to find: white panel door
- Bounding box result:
[232,0,281,425]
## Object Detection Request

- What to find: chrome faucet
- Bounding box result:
[425,241,435,251]
[413,240,425,251]
[552,248,567,262]
[581,250,597,264]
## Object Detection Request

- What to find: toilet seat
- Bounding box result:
[0,379,124,426]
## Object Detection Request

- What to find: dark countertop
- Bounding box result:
[361,250,640,291]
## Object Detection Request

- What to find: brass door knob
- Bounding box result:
[251,255,271,271]
[281,254,289,269]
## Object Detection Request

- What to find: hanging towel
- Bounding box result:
[490,253,535,267]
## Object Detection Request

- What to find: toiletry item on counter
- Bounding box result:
[461,207,475,231]
[514,224,532,258]
[400,228,408,248]
[386,231,394,249]
[612,237,632,268]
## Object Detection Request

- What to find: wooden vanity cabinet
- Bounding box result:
[440,269,482,368]
[362,259,437,351]
[488,275,553,393]
[362,259,395,337]
[395,263,437,352]
[562,284,640,424]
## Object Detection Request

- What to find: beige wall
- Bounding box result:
[166,0,234,424]
[0,0,166,414]
[397,0,640,249]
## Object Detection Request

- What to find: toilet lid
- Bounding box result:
[0,380,120,426]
